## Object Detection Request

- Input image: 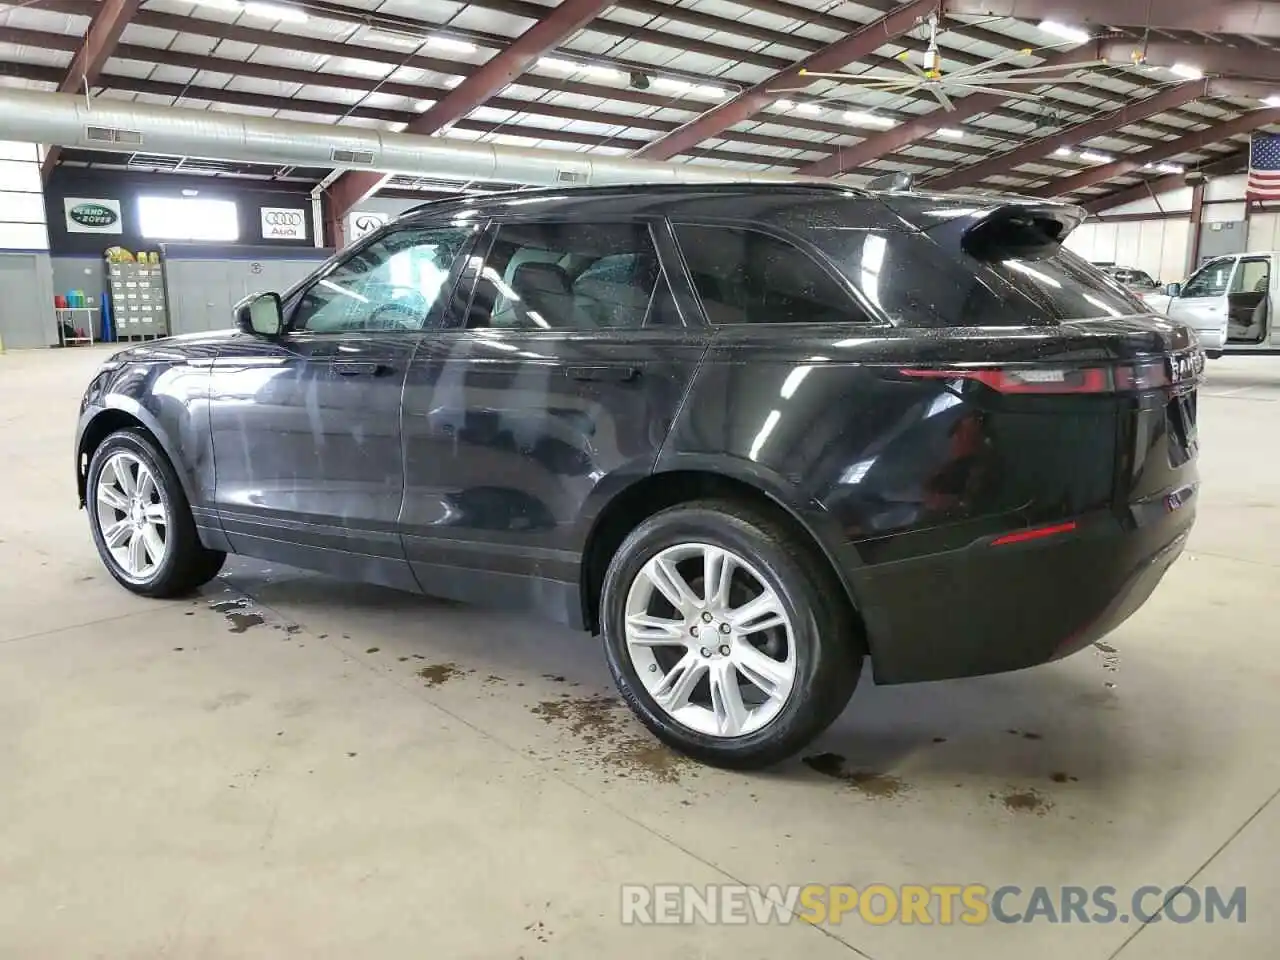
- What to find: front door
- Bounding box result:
[1226,256,1271,344]
[400,218,709,624]
[1167,256,1236,344]
[208,223,478,590]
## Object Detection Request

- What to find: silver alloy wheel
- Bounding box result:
[623,542,797,738]
[94,451,168,582]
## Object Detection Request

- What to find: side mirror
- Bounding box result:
[235,292,283,337]
[1165,282,1182,298]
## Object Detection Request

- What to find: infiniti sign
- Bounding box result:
[260,207,307,240]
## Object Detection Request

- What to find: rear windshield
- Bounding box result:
[978,247,1150,321]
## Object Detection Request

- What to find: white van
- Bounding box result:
[1142,252,1279,357]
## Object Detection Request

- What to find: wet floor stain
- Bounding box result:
[226,612,266,634]
[529,695,696,784]
[1094,641,1117,654]
[932,737,947,744]
[365,647,380,654]
[1094,641,1121,672]
[1049,772,1079,784]
[209,598,250,613]
[418,662,471,687]
[525,919,553,944]
[996,788,1053,815]
[1007,729,1043,741]
[283,624,302,635]
[484,674,505,684]
[802,753,909,799]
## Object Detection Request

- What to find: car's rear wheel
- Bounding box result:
[87,429,226,597]
[600,499,862,769]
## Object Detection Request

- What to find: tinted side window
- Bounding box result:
[292,226,472,333]
[1182,258,1235,299]
[466,222,675,330]
[673,224,869,325]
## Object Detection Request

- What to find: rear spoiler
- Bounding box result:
[878,195,1088,262]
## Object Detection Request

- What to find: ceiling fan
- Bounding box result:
[769,11,1106,112]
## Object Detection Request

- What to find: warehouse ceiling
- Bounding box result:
[1,0,1278,211]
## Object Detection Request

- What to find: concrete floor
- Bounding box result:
[1,345,1277,959]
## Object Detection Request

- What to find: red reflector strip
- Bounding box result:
[899,367,1110,394]
[991,521,1078,547]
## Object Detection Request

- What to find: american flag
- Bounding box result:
[1247,132,1280,200]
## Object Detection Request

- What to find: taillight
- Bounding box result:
[900,359,1185,395]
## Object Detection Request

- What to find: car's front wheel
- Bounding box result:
[87,428,226,597]
[600,499,862,769]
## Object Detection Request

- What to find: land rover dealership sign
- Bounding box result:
[64,198,123,234]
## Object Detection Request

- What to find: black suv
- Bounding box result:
[76,184,1201,768]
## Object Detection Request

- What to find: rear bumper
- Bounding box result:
[852,490,1196,684]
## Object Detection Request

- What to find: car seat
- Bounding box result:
[510,261,574,329]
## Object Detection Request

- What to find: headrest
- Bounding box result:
[512,261,572,297]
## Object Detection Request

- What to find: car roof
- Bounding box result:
[392,182,1084,235]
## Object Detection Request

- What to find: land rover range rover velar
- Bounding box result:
[76,184,1201,768]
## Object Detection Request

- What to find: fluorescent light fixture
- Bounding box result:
[427,36,476,54]
[366,29,425,48]
[414,100,433,112]
[774,99,794,111]
[652,76,694,93]
[538,57,577,72]
[845,111,896,128]
[697,86,726,98]
[1053,147,1073,157]
[1155,163,1185,174]
[1079,150,1114,163]
[579,63,619,79]
[243,1,308,21]
[1169,63,1203,80]
[1038,20,1091,44]
[937,128,964,139]
[181,189,199,197]
[795,102,822,115]
[1266,95,1280,107]
[190,0,244,10]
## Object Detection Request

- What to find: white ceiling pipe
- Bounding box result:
[0,89,812,188]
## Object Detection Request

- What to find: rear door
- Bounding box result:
[399,217,708,623]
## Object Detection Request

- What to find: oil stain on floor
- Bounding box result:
[997,788,1054,815]
[530,695,696,784]
[802,752,910,799]
[418,662,473,687]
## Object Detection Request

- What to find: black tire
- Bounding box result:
[86,428,226,598]
[600,499,862,770]
[1206,350,1223,360]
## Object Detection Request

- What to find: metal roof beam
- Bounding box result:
[1032,108,1280,197]
[42,0,139,177]
[942,1,1280,39]
[633,0,941,161]
[1084,149,1251,212]
[924,78,1276,191]
[325,0,613,229]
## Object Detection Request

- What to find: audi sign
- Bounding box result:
[260,207,307,241]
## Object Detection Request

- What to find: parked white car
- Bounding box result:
[1143,252,1279,357]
